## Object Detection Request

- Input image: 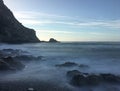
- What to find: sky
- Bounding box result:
[3,0,120,41]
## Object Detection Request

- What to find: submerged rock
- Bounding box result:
[67,70,83,77]
[56,62,78,67]
[67,70,120,86]
[0,49,27,58]
[79,64,89,68]
[14,55,42,61]
[0,56,25,71]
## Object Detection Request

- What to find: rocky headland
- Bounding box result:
[0,0,40,43]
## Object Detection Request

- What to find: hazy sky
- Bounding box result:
[3,0,120,41]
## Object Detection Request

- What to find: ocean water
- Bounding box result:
[0,42,120,91]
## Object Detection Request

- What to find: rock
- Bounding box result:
[79,64,89,68]
[71,74,86,86]
[0,49,26,58]
[0,59,11,70]
[67,70,120,86]
[14,55,42,61]
[49,38,59,43]
[56,62,78,67]
[0,0,40,43]
[0,56,25,71]
[100,73,120,83]
[67,70,83,77]
[86,74,101,85]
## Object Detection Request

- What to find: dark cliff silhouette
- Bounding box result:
[0,0,40,43]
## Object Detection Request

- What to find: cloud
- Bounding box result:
[36,29,74,34]
[14,11,120,29]
[76,20,120,28]
[14,11,76,20]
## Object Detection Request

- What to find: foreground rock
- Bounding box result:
[67,70,120,86]
[0,56,25,71]
[0,49,43,71]
[56,62,78,67]
[0,0,40,43]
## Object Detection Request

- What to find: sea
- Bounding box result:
[0,42,120,91]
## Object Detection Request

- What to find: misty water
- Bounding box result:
[0,42,120,91]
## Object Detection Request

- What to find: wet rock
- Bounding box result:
[56,62,78,67]
[71,74,86,86]
[86,74,101,85]
[0,56,25,71]
[67,70,83,77]
[100,73,120,83]
[0,59,11,70]
[14,55,42,61]
[79,64,89,68]
[67,70,120,86]
[0,49,26,58]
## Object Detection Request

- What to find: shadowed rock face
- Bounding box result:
[0,0,40,43]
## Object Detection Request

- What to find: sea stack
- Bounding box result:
[49,38,59,43]
[0,0,40,43]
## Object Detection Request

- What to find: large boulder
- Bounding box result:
[0,0,40,43]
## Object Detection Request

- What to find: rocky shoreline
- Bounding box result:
[0,49,120,91]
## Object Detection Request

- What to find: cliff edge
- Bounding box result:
[0,0,40,43]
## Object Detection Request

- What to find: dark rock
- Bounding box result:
[100,73,120,83]
[0,0,40,43]
[79,64,89,68]
[0,56,25,71]
[49,38,59,43]
[14,55,42,61]
[0,49,26,58]
[56,62,78,67]
[71,74,86,86]
[67,70,83,77]
[0,59,11,70]
[67,70,120,86]
[86,75,101,85]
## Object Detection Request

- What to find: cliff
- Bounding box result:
[0,0,40,43]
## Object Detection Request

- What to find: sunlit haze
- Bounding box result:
[3,0,120,41]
